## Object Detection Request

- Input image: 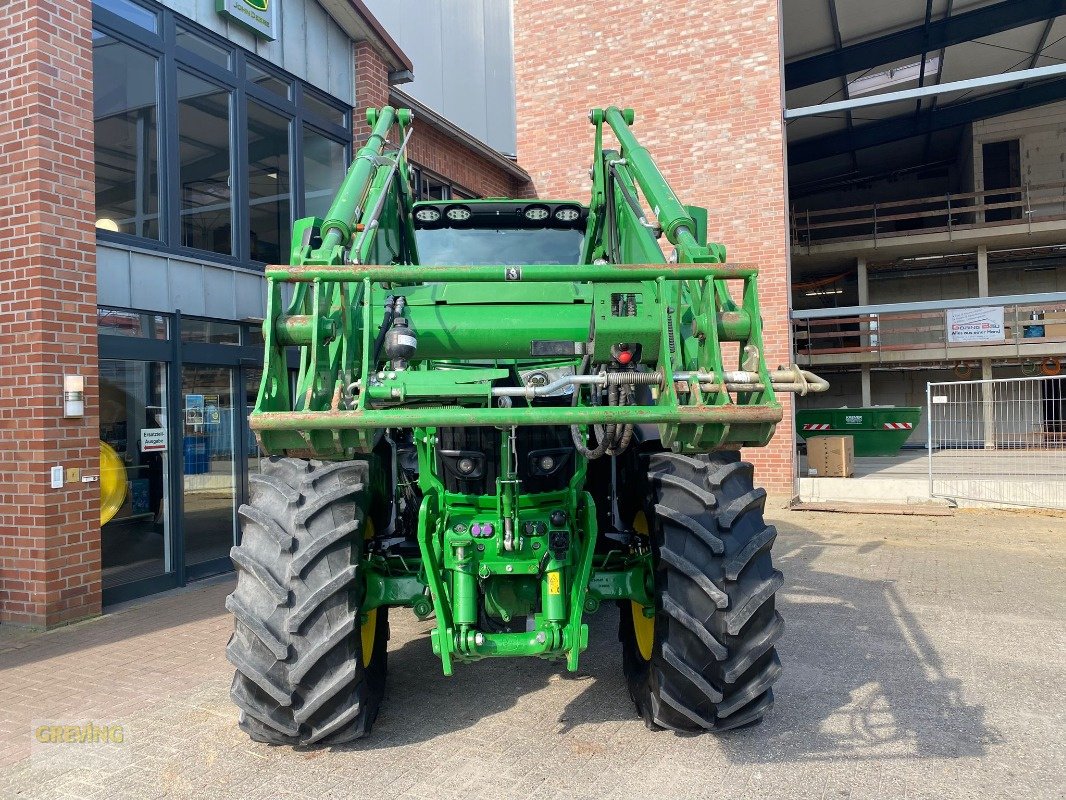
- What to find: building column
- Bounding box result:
[857,257,869,305]
[857,257,871,351]
[0,0,99,626]
[977,245,988,297]
[861,365,873,407]
[981,358,996,450]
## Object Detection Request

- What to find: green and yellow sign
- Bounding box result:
[217,0,277,41]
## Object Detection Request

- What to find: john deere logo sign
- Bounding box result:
[217,0,277,41]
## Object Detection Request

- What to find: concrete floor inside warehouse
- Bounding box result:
[1,500,1064,799]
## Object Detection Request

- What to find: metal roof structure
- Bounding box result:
[784,0,1066,194]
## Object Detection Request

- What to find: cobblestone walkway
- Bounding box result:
[1,503,1064,799]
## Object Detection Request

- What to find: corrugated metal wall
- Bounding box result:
[363,0,516,155]
[99,244,267,321]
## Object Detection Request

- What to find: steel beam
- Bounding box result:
[791,291,1066,320]
[786,62,1066,118]
[785,0,1066,91]
[788,78,1066,163]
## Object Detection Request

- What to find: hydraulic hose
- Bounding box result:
[570,357,613,459]
[569,358,638,459]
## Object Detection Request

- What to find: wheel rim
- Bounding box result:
[100,441,127,525]
[630,511,655,661]
[361,517,377,667]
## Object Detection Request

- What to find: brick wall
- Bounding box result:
[0,0,100,626]
[514,0,795,492]
[354,43,527,199]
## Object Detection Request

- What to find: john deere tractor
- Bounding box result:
[226,105,827,745]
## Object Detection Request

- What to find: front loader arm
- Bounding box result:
[251,106,826,459]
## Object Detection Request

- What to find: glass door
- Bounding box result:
[100,359,172,591]
[182,365,237,576]
[243,367,264,508]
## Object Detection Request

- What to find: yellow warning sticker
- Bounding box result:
[547,572,561,595]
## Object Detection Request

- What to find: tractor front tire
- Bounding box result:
[621,451,784,732]
[226,457,388,746]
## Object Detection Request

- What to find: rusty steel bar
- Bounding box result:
[264,262,759,283]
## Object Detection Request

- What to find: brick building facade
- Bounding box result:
[0,0,525,627]
[0,0,100,626]
[1,0,794,628]
[513,0,795,491]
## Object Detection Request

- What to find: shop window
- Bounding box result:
[248,102,291,263]
[98,308,168,338]
[303,126,347,219]
[176,25,231,69]
[178,70,233,255]
[93,33,160,239]
[92,0,351,264]
[244,322,265,346]
[247,63,290,100]
[181,317,241,345]
[303,91,346,128]
[95,0,157,31]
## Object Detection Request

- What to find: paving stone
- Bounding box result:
[0,502,1064,798]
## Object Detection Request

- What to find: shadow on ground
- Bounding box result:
[0,575,232,668]
[344,518,999,764]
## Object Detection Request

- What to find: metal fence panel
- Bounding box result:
[927,375,1066,508]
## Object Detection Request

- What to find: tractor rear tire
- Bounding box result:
[621,451,784,732]
[226,457,388,746]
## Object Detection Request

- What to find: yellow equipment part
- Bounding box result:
[630,511,655,661]
[361,517,377,666]
[99,441,128,525]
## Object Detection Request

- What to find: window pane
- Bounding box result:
[302,126,346,219]
[248,102,291,263]
[303,91,345,128]
[244,323,265,346]
[93,34,160,239]
[176,25,230,69]
[98,308,168,339]
[178,71,232,255]
[181,318,241,345]
[93,0,158,32]
[247,62,290,99]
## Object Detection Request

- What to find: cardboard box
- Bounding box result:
[1043,322,1066,339]
[806,435,854,478]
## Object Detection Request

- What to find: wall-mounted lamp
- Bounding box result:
[63,375,85,418]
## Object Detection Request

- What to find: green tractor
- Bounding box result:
[226,105,827,745]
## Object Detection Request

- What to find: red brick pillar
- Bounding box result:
[353,42,392,142]
[513,0,794,493]
[0,0,100,626]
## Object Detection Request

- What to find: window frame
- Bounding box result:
[410,163,480,202]
[92,0,352,269]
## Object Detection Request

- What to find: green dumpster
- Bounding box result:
[796,407,921,457]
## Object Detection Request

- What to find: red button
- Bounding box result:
[617,350,633,365]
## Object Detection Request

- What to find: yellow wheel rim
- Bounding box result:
[99,441,127,526]
[630,511,655,661]
[360,517,377,667]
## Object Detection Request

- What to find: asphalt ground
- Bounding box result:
[1,500,1064,799]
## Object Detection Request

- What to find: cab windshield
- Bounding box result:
[415,227,584,266]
